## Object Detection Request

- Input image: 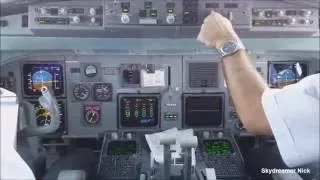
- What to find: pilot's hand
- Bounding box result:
[197,11,239,49]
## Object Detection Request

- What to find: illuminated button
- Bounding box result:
[253,20,261,26]
[167,8,174,14]
[145,1,152,9]
[122,8,129,13]
[150,9,157,17]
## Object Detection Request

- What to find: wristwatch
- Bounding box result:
[217,40,245,58]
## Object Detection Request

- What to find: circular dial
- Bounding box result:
[73,84,90,100]
[94,83,112,101]
[72,16,81,24]
[85,110,100,124]
[85,65,97,77]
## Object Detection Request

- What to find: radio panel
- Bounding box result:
[252,8,319,30]
[28,2,103,29]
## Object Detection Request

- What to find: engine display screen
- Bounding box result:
[119,95,159,127]
[23,64,64,96]
[268,62,308,88]
[107,141,137,155]
[204,140,233,156]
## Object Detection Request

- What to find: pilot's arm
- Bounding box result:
[197,11,319,167]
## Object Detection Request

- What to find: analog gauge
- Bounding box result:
[85,110,100,124]
[93,83,112,101]
[73,84,90,100]
[85,65,97,77]
[84,105,100,124]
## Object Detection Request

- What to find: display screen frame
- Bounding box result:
[22,62,66,98]
[183,93,224,128]
[203,139,234,156]
[267,61,308,88]
[118,94,160,129]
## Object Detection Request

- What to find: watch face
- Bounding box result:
[222,41,237,54]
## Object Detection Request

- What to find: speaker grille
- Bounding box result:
[189,62,219,88]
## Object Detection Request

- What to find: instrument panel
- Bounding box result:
[20,0,319,37]
[7,54,316,138]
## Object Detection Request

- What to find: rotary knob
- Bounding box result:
[286,17,296,25]
[166,14,175,24]
[254,10,264,17]
[58,8,67,15]
[72,16,80,24]
[301,10,312,17]
[121,14,130,24]
[275,10,285,17]
[126,133,132,139]
[89,8,96,16]
[90,17,96,24]
[300,19,310,25]
[111,132,118,140]
[217,131,224,138]
[39,8,47,15]
[202,131,210,139]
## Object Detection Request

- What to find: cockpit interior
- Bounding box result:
[1,0,319,179]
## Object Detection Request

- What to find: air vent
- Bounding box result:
[188,62,219,88]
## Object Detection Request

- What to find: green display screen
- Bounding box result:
[107,141,137,155]
[204,140,233,156]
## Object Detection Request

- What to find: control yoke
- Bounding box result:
[18,86,60,137]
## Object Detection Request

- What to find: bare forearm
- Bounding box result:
[222,50,272,135]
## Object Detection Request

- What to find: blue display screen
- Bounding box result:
[23,64,64,96]
[268,62,308,88]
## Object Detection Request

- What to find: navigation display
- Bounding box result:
[204,140,233,156]
[119,95,159,127]
[184,95,224,127]
[107,141,137,155]
[268,62,308,88]
[23,64,64,96]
